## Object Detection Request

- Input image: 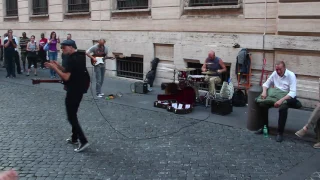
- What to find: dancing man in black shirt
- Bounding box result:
[45,40,90,152]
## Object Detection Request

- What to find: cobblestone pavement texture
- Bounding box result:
[0,74,319,180]
[308,172,320,180]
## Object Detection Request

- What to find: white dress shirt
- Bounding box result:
[4,36,19,51]
[263,69,297,98]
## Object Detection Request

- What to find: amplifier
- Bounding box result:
[211,98,233,115]
[134,82,148,94]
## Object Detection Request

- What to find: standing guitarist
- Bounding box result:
[86,39,109,98]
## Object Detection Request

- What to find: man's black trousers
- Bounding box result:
[260,98,298,134]
[65,91,88,144]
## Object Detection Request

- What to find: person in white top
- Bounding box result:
[255,61,298,142]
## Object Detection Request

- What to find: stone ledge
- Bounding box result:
[3,16,18,20]
[64,12,91,16]
[184,4,242,10]
[112,8,151,13]
[30,14,49,18]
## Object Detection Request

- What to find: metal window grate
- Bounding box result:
[68,0,89,13]
[189,0,238,6]
[117,57,144,80]
[33,0,48,15]
[117,0,148,10]
[6,0,18,17]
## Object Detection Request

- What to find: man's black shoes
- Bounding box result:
[74,142,90,153]
[276,134,283,142]
[66,138,89,152]
[66,138,79,145]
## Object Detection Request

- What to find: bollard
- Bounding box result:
[247,85,263,131]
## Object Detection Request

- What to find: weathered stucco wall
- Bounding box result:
[0,0,319,107]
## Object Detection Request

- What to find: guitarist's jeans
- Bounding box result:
[94,64,106,95]
[65,91,88,144]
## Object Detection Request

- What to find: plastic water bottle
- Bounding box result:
[263,125,268,138]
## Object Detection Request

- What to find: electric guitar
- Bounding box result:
[90,56,116,66]
[32,78,90,92]
[32,78,63,85]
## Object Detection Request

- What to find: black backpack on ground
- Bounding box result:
[232,89,247,107]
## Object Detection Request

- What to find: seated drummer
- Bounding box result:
[201,50,227,95]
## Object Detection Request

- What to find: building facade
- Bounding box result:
[0,0,319,107]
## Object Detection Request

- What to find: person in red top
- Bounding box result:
[38,33,48,69]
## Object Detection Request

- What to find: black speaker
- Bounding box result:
[134,82,148,94]
[211,98,233,115]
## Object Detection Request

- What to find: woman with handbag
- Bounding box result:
[26,35,39,76]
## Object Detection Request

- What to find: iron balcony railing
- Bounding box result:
[117,0,149,10]
[33,0,48,15]
[6,0,18,16]
[117,57,144,80]
[189,0,238,6]
[68,0,89,13]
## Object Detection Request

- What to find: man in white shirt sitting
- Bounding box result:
[255,61,298,142]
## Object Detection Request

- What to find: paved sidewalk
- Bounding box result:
[0,67,319,180]
[1,67,315,137]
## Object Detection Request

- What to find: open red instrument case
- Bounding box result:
[154,86,196,114]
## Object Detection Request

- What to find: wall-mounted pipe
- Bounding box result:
[263,0,267,56]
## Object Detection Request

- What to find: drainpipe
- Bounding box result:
[260,0,267,85]
[99,0,102,35]
[262,0,267,59]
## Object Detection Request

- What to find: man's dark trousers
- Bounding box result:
[260,98,298,134]
[14,51,21,74]
[0,46,3,61]
[65,91,88,144]
[5,52,15,77]
[38,50,47,68]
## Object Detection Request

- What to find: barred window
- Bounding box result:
[189,0,238,6]
[68,0,90,13]
[117,0,149,10]
[6,0,18,17]
[33,0,48,15]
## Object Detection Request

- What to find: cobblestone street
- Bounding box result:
[0,74,319,180]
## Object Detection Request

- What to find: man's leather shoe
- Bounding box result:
[255,128,263,134]
[276,134,283,142]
